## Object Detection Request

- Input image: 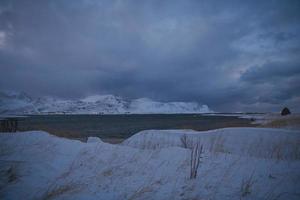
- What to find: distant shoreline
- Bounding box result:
[2,113,298,144]
[13,114,255,143]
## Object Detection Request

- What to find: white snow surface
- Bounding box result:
[1,127,300,200]
[0,91,211,114]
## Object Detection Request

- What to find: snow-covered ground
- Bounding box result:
[1,127,300,199]
[0,91,211,114]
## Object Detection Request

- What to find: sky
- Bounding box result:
[0,0,300,112]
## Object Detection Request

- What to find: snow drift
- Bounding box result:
[123,127,300,160]
[1,127,300,199]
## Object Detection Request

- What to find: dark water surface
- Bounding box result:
[17,114,255,140]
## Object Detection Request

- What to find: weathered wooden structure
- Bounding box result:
[0,118,18,132]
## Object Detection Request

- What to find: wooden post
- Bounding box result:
[9,119,12,132]
[15,119,18,132]
[5,120,7,132]
[0,118,18,132]
[0,120,3,132]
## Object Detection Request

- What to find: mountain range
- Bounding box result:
[0,91,211,115]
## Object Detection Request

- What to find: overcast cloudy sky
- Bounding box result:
[0,0,299,112]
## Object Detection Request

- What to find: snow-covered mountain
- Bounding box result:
[129,98,210,114]
[0,91,211,114]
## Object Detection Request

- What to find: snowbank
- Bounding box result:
[1,128,300,199]
[123,128,300,160]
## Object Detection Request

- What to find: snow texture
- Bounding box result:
[1,127,300,200]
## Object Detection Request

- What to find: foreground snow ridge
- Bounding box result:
[0,91,211,114]
[1,128,300,200]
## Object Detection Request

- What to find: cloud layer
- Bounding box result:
[0,0,300,112]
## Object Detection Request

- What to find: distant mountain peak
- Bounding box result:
[0,91,212,114]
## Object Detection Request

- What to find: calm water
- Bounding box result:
[17,114,254,140]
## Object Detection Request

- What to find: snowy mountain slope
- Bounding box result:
[0,91,37,114]
[0,91,211,114]
[0,128,300,199]
[129,98,210,114]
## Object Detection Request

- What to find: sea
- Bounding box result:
[17,114,255,141]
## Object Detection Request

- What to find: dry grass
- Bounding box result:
[6,166,18,183]
[240,172,256,198]
[262,115,300,129]
[102,169,113,177]
[210,135,228,154]
[190,143,203,179]
[41,183,80,200]
[180,134,188,148]
[129,186,154,200]
[0,164,19,189]
[128,180,162,200]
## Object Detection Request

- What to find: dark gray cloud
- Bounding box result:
[241,61,300,83]
[0,0,300,112]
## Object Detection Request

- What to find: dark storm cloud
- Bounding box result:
[0,0,300,112]
[240,61,300,105]
[241,61,300,83]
